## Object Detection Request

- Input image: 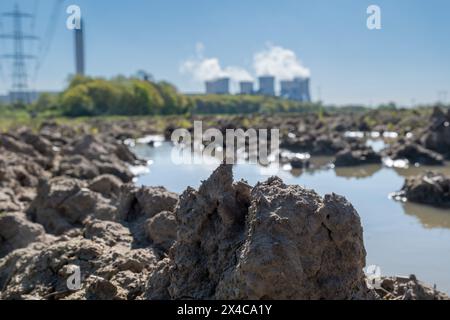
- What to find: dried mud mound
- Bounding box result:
[374,275,449,300]
[0,225,160,300]
[420,107,450,159]
[0,184,179,300]
[393,171,450,208]
[168,165,369,300]
[384,142,444,166]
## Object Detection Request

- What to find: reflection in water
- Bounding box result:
[335,164,382,179]
[366,139,388,153]
[284,156,333,178]
[308,156,333,169]
[402,202,450,230]
[394,163,450,178]
[288,168,303,177]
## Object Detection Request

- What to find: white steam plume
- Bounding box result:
[253,44,310,80]
[180,42,253,82]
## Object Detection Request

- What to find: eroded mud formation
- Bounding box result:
[382,107,450,166]
[334,146,381,167]
[384,142,444,166]
[169,165,370,299]
[420,108,450,159]
[374,275,449,300]
[393,172,450,208]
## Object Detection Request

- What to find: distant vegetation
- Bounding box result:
[1,75,449,123]
[189,94,321,114]
[59,75,193,117]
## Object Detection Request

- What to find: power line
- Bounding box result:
[0,14,7,84]
[30,0,39,31]
[32,0,65,82]
[29,0,39,89]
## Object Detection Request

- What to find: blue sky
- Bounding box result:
[0,0,449,106]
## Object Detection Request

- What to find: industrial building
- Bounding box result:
[205,78,230,95]
[204,75,312,102]
[280,77,311,102]
[258,76,276,96]
[301,78,311,102]
[239,81,254,95]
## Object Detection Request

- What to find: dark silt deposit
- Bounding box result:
[384,141,444,166]
[0,122,449,300]
[334,146,381,167]
[420,107,450,159]
[393,172,450,209]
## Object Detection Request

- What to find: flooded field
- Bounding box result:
[133,141,450,294]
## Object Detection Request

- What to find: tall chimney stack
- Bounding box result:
[75,19,85,75]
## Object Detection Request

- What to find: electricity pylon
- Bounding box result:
[0,3,38,104]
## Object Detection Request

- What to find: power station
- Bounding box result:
[239,81,254,95]
[206,75,312,102]
[280,77,311,102]
[258,76,276,96]
[205,78,230,95]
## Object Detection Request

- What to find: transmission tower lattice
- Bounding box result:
[0,3,38,103]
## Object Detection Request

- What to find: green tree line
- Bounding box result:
[189,94,320,114]
[59,75,192,116]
